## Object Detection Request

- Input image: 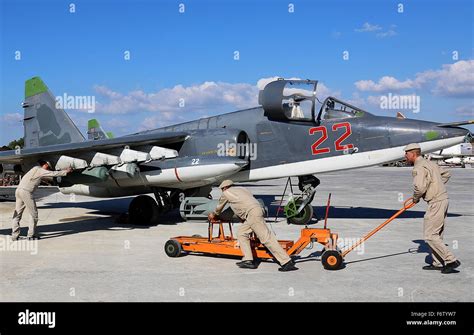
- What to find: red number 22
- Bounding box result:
[309,122,353,155]
[309,126,330,155]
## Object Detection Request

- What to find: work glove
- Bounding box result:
[208,212,216,221]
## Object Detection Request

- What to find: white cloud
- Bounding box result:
[429,60,474,97]
[355,22,396,38]
[376,30,397,38]
[454,103,474,117]
[345,92,366,107]
[0,113,23,125]
[317,82,341,99]
[93,77,340,118]
[105,118,130,128]
[354,60,474,97]
[139,116,170,131]
[94,81,258,115]
[367,95,384,107]
[355,76,415,92]
[355,22,382,32]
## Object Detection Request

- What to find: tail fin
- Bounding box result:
[87,119,114,140]
[22,77,85,148]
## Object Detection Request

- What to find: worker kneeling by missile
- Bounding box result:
[208,180,298,271]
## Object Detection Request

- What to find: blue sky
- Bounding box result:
[1,0,473,144]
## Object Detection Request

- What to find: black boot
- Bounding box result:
[441,260,461,274]
[422,264,443,271]
[446,260,461,268]
[237,260,258,269]
[278,260,298,272]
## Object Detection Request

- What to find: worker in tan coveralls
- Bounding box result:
[11,160,72,241]
[404,143,461,274]
[208,180,298,271]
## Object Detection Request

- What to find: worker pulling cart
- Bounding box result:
[165,195,416,270]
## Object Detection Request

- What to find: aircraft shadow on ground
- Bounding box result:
[253,194,462,219]
[0,216,137,240]
[0,198,186,239]
[0,195,463,240]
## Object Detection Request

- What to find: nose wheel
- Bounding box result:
[287,202,314,225]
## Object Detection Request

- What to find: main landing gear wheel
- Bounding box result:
[128,195,160,225]
[321,250,343,270]
[287,203,313,225]
[164,239,182,257]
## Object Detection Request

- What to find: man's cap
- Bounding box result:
[38,160,53,169]
[404,143,421,152]
[219,180,234,189]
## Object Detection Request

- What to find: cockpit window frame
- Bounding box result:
[316,96,369,123]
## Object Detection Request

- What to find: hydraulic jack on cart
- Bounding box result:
[165,196,416,270]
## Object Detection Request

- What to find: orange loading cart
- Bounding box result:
[164,195,416,270]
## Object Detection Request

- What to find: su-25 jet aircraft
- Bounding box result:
[0,77,471,225]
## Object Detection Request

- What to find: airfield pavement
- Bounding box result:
[0,166,472,302]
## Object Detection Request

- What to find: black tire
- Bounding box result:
[191,234,202,238]
[287,203,314,225]
[128,195,160,225]
[165,239,182,257]
[321,250,343,270]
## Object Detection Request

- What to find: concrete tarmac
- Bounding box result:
[0,167,472,302]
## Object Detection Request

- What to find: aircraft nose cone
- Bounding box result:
[437,126,470,139]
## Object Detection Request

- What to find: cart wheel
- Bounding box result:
[191,234,202,238]
[321,250,343,270]
[164,239,182,257]
[287,203,313,225]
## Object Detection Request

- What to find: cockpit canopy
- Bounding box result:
[258,79,370,122]
[319,97,368,121]
[258,79,317,121]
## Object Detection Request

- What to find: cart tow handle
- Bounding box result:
[341,198,416,258]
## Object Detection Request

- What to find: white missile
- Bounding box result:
[120,149,151,163]
[149,146,178,160]
[55,155,88,170]
[90,152,121,167]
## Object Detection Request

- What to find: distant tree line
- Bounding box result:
[0,137,24,151]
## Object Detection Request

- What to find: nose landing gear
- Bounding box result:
[278,175,320,225]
